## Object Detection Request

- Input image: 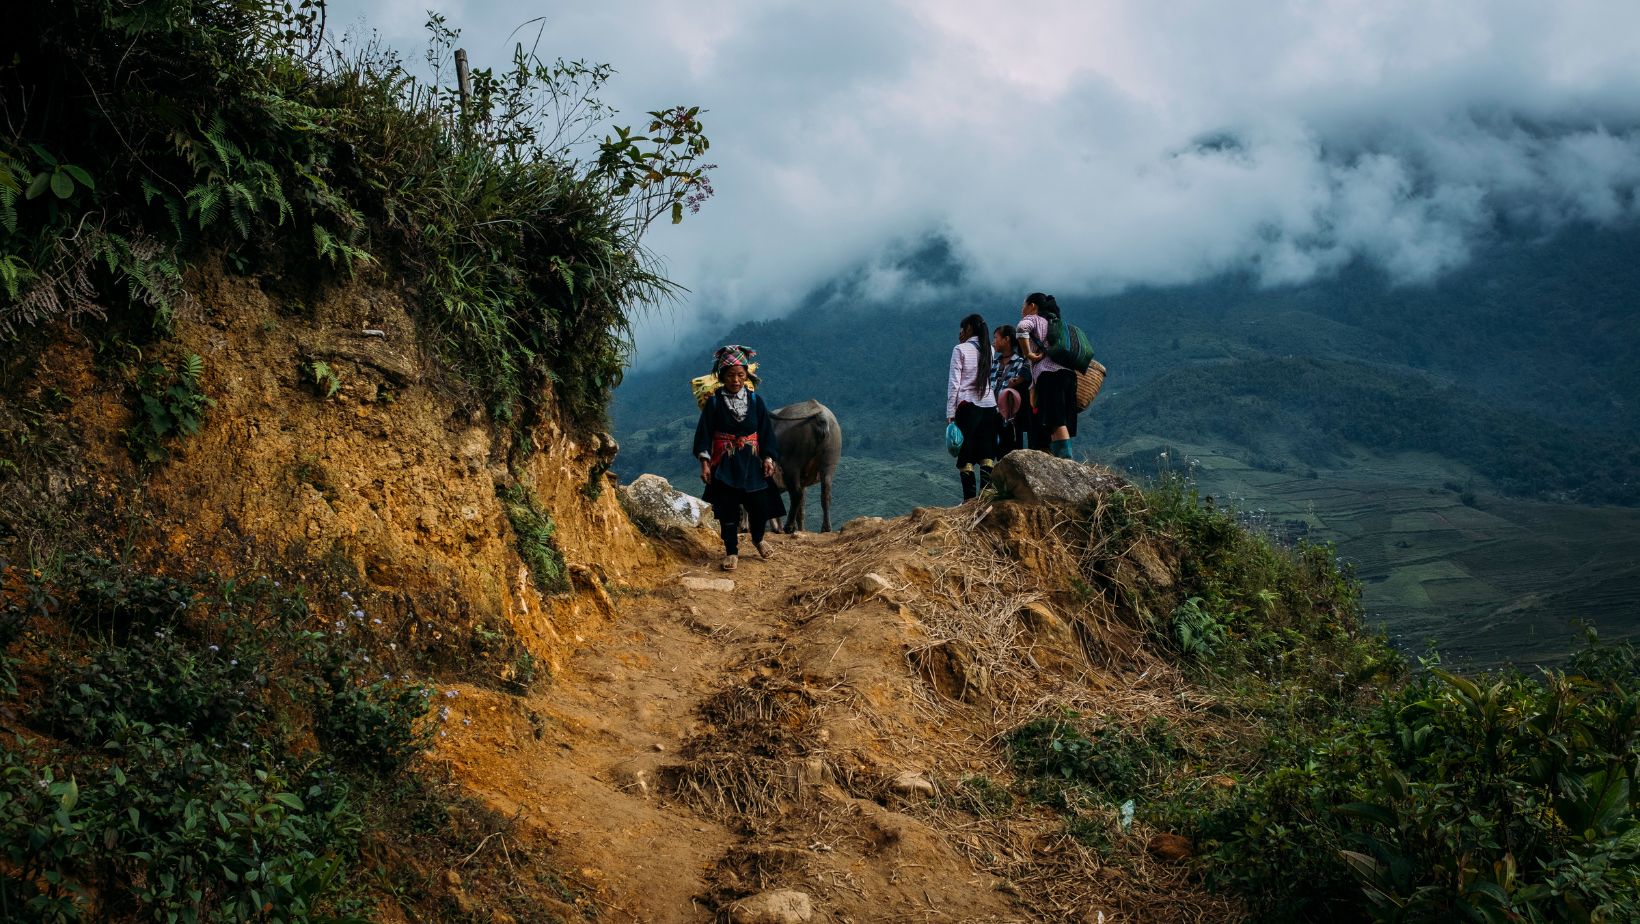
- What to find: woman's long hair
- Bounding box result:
[960,313,991,392]
[1026,292,1061,320]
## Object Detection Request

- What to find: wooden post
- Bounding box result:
[454,48,471,119]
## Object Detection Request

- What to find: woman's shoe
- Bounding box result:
[720,554,738,571]
[755,540,775,560]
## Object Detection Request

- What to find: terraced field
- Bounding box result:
[1110,437,1640,668]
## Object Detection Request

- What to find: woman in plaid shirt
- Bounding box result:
[990,323,1031,457]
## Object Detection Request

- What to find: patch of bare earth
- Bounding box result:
[433,498,1242,923]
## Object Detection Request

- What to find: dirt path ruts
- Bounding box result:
[437,531,836,922]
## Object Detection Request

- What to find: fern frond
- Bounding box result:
[203,115,238,171]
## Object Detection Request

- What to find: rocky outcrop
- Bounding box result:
[990,450,1125,506]
[618,473,713,533]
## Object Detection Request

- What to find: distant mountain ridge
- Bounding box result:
[613,223,1640,665]
[615,223,1640,507]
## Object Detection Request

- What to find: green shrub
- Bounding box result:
[57,553,193,638]
[125,354,213,464]
[0,726,369,924]
[0,558,446,921]
[3,1,713,429]
[1194,652,1640,923]
[42,625,269,746]
[1095,474,1399,705]
[1168,595,1228,661]
[499,484,568,595]
[314,670,434,776]
[1007,712,1180,802]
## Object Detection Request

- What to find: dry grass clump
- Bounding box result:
[803,496,1201,735]
[784,493,1245,921]
[663,675,829,824]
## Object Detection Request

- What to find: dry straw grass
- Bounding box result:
[664,674,833,825]
[787,493,1243,922]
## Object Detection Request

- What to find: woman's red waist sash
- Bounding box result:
[710,432,759,467]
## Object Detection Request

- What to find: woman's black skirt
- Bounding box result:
[954,401,1001,466]
[1034,368,1079,436]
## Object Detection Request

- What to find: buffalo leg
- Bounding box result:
[787,483,806,533]
[820,474,833,533]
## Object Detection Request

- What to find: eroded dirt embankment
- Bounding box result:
[4,264,665,680]
[434,503,1240,924]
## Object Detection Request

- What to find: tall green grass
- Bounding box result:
[1,0,712,428]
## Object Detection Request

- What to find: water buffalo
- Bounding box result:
[769,400,842,533]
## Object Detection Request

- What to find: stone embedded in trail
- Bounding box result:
[989,450,1124,506]
[728,889,815,924]
[618,473,713,533]
[857,572,894,599]
[889,771,936,798]
[680,576,736,593]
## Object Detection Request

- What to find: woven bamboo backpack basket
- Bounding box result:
[1074,360,1107,413]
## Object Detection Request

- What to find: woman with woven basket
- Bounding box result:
[692,345,786,571]
[1017,293,1078,459]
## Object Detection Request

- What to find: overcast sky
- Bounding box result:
[329,1,1640,363]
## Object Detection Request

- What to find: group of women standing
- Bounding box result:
[687,295,1082,571]
[945,293,1078,500]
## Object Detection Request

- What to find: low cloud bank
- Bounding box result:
[329,1,1640,363]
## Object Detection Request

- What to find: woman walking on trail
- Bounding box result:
[693,345,785,571]
[946,313,1000,500]
[991,323,1030,457]
[1017,293,1077,459]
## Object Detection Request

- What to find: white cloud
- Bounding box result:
[327,0,1640,363]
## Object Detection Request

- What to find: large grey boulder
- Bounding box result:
[989,450,1123,506]
[618,473,713,533]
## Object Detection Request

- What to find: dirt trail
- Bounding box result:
[429,523,995,922]
[429,507,1233,923]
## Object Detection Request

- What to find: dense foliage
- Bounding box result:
[1,0,711,427]
[1195,650,1640,923]
[986,480,1640,922]
[0,558,433,922]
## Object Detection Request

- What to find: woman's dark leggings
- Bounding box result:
[713,494,766,555]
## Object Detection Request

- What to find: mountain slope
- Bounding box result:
[613,225,1640,664]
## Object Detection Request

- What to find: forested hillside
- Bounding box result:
[614,226,1640,663]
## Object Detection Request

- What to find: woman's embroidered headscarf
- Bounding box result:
[713,345,760,385]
